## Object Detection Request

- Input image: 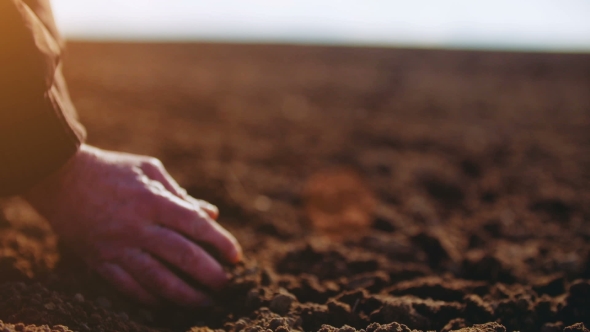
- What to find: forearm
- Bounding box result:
[0,0,86,196]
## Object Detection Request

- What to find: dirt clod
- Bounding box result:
[564,323,589,332]
[269,292,296,315]
[451,322,506,332]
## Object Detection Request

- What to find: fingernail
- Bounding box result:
[231,246,243,264]
[206,202,219,215]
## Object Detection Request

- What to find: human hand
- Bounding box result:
[25,144,242,307]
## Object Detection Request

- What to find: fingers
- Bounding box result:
[142,225,229,290]
[139,158,187,197]
[94,262,158,306]
[118,248,213,307]
[139,158,219,220]
[157,196,242,264]
[186,196,219,220]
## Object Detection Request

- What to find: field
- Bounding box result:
[0,42,589,332]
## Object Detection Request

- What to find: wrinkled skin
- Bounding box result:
[25,144,242,307]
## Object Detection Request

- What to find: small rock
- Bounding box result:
[246,288,263,308]
[268,318,288,330]
[233,319,248,332]
[270,293,296,315]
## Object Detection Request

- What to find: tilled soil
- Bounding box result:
[0,42,589,332]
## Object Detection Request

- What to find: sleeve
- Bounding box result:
[0,0,86,196]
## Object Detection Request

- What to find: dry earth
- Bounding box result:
[0,42,589,332]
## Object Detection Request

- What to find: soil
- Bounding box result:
[1,42,589,332]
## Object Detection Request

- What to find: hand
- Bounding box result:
[25,144,242,307]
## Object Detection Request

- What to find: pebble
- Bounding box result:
[233,319,247,331]
[269,293,296,315]
[268,317,288,330]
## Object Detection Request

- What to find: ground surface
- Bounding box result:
[1,42,590,332]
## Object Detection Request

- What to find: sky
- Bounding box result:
[51,0,590,52]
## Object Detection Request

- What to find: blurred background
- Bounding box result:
[52,0,590,52]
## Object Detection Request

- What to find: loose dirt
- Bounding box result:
[0,43,589,332]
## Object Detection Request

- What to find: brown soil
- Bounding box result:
[1,42,589,332]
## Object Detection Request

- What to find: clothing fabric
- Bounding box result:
[0,0,85,196]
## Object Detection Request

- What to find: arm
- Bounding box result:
[0,0,85,196]
[1,0,241,306]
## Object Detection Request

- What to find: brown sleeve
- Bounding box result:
[0,0,86,196]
